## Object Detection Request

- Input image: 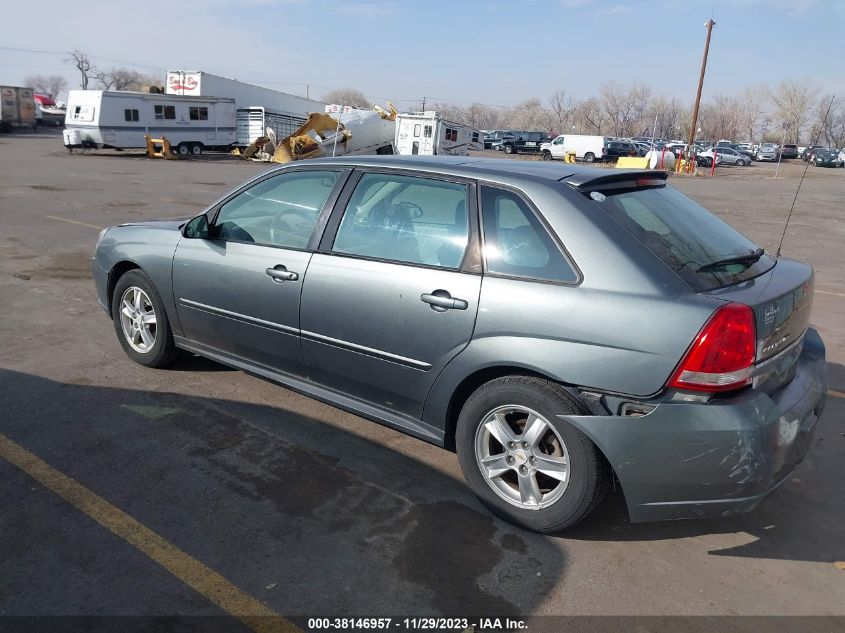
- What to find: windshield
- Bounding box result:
[587,185,776,291]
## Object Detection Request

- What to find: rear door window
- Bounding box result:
[588,185,775,291]
[480,186,578,283]
[332,172,470,269]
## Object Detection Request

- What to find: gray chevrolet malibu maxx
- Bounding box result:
[93,156,827,532]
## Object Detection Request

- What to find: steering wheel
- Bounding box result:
[269,208,310,246]
[394,201,424,219]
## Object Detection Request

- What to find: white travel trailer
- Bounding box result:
[540,134,607,162]
[394,112,482,156]
[62,90,236,154]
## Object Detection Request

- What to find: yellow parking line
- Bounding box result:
[815,289,845,299]
[45,215,104,230]
[0,433,299,633]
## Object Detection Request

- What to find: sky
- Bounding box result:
[1,0,842,107]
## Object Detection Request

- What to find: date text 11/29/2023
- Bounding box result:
[306,617,528,631]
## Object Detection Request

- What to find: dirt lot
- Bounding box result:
[1,130,844,629]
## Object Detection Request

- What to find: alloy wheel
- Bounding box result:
[474,405,570,510]
[119,286,157,353]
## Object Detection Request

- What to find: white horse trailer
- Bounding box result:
[394,112,482,156]
[62,90,236,154]
[236,107,308,146]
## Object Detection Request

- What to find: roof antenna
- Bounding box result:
[776,94,836,257]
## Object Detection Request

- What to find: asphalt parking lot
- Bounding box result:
[1,130,844,628]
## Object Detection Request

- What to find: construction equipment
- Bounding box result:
[144,135,177,159]
[271,104,397,164]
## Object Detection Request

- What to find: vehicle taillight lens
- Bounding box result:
[668,303,756,392]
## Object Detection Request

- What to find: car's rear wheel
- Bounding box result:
[504,144,515,154]
[584,152,595,163]
[455,376,610,533]
[177,143,191,156]
[191,143,203,156]
[111,269,178,368]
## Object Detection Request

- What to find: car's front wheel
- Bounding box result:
[455,376,610,533]
[111,269,178,368]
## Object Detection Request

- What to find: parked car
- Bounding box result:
[490,135,516,151]
[664,143,688,158]
[93,156,827,533]
[604,140,638,160]
[838,148,845,166]
[695,152,722,168]
[810,148,840,167]
[540,134,606,163]
[802,145,827,162]
[780,144,799,159]
[699,146,751,166]
[484,131,513,150]
[755,143,780,162]
[500,131,554,155]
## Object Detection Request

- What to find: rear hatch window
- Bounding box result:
[586,184,776,292]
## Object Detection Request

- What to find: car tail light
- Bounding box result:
[668,303,756,392]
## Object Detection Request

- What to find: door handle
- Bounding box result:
[421,291,468,312]
[265,265,299,282]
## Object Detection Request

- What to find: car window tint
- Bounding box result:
[591,185,774,291]
[214,171,338,248]
[480,186,578,283]
[332,173,469,269]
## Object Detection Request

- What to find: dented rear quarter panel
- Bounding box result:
[562,328,827,522]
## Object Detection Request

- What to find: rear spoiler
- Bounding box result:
[564,170,668,191]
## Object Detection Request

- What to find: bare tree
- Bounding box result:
[23,74,68,98]
[321,88,371,109]
[94,68,160,91]
[809,95,843,148]
[464,103,504,130]
[508,98,553,132]
[738,84,768,141]
[576,97,607,135]
[66,50,94,90]
[771,78,818,143]
[549,90,577,135]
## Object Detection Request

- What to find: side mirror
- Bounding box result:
[184,214,210,239]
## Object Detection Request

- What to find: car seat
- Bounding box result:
[436,200,468,268]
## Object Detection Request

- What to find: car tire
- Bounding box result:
[504,144,515,155]
[584,152,596,163]
[541,151,552,161]
[111,269,179,368]
[191,143,203,156]
[455,375,610,533]
[177,143,191,157]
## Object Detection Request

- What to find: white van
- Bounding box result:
[394,112,482,156]
[62,90,236,155]
[540,134,606,163]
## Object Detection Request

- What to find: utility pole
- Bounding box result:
[686,19,716,159]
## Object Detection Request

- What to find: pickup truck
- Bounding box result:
[500,131,553,154]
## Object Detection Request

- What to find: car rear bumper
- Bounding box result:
[565,327,827,523]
